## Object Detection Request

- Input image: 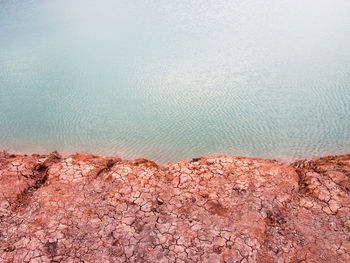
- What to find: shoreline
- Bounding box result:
[1,151,349,262]
[1,147,349,165]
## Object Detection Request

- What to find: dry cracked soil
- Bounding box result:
[0,151,350,262]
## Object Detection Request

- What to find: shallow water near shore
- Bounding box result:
[0,0,350,164]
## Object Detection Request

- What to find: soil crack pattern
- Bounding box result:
[1,151,350,262]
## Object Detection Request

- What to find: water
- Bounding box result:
[1,0,350,164]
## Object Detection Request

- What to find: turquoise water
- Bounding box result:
[0,0,350,164]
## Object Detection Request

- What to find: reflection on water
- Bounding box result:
[0,0,350,163]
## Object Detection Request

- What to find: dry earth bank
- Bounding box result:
[0,151,349,262]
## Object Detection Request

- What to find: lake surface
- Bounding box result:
[1,0,350,164]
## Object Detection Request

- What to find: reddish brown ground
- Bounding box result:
[0,151,349,262]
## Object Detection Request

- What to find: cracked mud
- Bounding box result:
[0,151,349,262]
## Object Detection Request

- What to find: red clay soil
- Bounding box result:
[0,151,349,262]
